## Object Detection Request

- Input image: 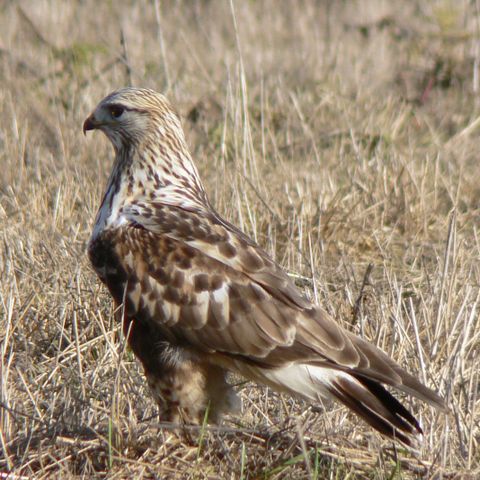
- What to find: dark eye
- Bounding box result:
[110,106,124,118]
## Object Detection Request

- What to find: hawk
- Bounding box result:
[84,87,446,445]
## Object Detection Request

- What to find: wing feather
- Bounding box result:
[95,203,445,411]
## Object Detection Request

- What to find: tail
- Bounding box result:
[259,364,432,446]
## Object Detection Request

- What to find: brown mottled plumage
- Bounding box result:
[84,87,446,445]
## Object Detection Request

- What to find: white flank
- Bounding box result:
[91,180,129,241]
[254,364,353,402]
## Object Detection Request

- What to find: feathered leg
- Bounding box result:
[124,316,239,424]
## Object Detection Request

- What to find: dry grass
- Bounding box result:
[0,0,479,478]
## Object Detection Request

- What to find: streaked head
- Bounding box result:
[83,87,208,209]
[83,87,184,151]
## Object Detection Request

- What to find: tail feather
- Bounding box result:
[348,335,447,411]
[354,375,422,431]
[258,363,426,446]
[332,375,421,446]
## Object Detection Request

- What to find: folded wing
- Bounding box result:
[102,201,446,445]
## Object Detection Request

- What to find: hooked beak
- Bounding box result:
[83,114,97,135]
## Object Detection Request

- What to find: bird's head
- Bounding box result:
[83,87,184,152]
[83,87,208,208]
